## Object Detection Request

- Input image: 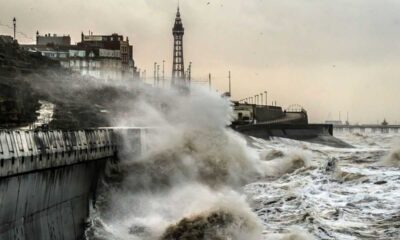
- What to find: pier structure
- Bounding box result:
[334,125,400,134]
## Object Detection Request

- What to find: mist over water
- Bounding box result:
[85,84,269,240]
[83,82,400,240]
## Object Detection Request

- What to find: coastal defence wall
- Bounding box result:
[233,123,352,148]
[0,129,143,240]
[254,106,285,122]
[233,123,333,140]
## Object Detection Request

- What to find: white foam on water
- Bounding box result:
[86,85,267,240]
[85,82,400,239]
[246,131,400,239]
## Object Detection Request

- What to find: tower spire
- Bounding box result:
[171,5,186,89]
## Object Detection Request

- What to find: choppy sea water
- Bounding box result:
[246,131,400,239]
[86,129,400,240]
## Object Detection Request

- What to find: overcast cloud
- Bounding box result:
[1,0,400,123]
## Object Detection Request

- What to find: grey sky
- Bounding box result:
[1,0,400,123]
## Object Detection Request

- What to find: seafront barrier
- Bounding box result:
[0,128,144,240]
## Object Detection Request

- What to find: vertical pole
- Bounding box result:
[162,60,165,88]
[208,73,211,91]
[188,62,192,87]
[157,64,160,87]
[153,62,157,87]
[13,18,16,40]
[260,93,263,106]
[264,91,268,106]
[228,71,231,97]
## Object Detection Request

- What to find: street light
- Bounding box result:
[13,17,16,40]
[264,91,268,106]
[162,60,165,87]
[153,62,157,87]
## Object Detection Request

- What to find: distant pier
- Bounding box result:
[334,125,400,134]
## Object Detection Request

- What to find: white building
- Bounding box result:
[21,33,139,82]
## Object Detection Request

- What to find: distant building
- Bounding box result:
[76,33,135,80]
[21,32,139,82]
[36,32,71,46]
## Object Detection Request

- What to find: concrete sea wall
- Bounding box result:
[233,123,333,140]
[0,129,137,240]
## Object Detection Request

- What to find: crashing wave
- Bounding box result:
[380,145,400,167]
[261,150,311,177]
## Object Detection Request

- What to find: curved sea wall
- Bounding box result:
[0,128,143,240]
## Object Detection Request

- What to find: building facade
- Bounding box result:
[22,32,139,82]
[36,32,71,46]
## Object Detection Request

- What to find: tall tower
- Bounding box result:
[171,7,185,87]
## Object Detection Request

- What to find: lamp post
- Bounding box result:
[264,91,268,106]
[162,60,165,87]
[188,62,192,86]
[228,71,231,97]
[13,17,16,40]
[153,62,157,87]
[157,64,160,87]
[208,73,212,91]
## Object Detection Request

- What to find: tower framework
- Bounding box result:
[171,7,186,87]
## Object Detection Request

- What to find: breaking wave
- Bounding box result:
[260,150,312,177]
[85,85,267,240]
[381,143,400,167]
[85,83,400,239]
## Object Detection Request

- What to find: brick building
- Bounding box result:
[22,32,139,82]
